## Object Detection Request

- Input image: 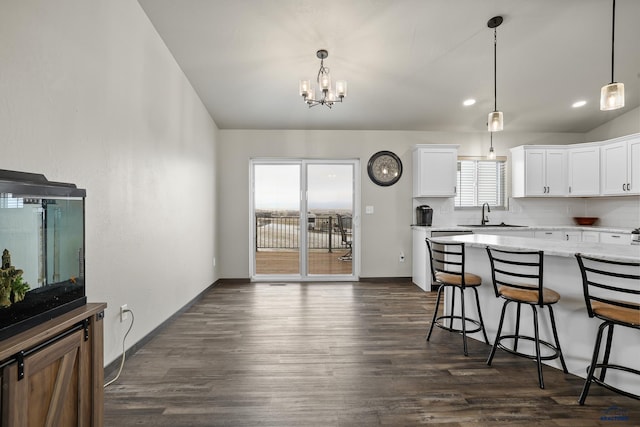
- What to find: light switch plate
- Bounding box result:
[365,205,374,214]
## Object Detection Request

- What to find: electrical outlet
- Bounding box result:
[120,304,128,322]
[399,251,405,263]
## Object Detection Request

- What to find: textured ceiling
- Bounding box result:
[138,0,640,132]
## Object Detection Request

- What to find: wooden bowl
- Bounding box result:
[573,217,599,226]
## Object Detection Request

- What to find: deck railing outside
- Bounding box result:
[256,215,347,252]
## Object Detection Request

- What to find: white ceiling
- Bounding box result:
[138,0,640,133]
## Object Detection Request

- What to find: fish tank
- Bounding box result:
[0,169,86,340]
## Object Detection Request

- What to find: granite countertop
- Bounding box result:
[411,225,635,234]
[434,233,640,262]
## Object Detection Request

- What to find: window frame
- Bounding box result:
[454,156,508,210]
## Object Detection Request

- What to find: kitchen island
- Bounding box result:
[432,233,640,395]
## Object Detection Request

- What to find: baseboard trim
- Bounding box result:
[215,278,251,284]
[104,281,218,379]
[359,276,412,283]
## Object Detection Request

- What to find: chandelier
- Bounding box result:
[299,50,347,108]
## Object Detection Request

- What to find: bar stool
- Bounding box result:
[485,247,568,389]
[575,253,640,405]
[425,238,489,356]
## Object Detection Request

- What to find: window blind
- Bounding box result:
[455,160,506,208]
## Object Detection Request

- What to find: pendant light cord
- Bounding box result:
[610,0,616,83]
[493,27,498,112]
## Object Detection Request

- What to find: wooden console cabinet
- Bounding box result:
[0,303,106,427]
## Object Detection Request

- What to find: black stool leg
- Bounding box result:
[599,323,615,382]
[449,287,456,330]
[460,286,468,356]
[531,305,544,389]
[548,305,568,373]
[426,284,444,341]
[579,322,609,405]
[472,287,490,345]
[514,302,522,352]
[487,300,510,366]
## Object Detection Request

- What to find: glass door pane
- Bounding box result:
[254,164,300,275]
[306,163,354,276]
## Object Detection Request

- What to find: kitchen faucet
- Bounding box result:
[481,202,491,226]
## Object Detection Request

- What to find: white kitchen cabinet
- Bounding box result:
[581,231,600,243]
[564,231,582,241]
[411,227,428,291]
[480,230,535,238]
[599,232,632,245]
[534,230,565,240]
[567,144,600,196]
[413,145,459,197]
[601,134,640,196]
[511,146,567,197]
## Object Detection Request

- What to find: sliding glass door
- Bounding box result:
[306,163,354,275]
[251,159,357,280]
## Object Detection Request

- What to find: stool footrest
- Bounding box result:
[589,364,640,401]
[433,315,484,335]
[496,335,563,361]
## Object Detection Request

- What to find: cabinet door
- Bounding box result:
[628,137,640,195]
[582,231,600,243]
[524,150,546,196]
[2,329,88,427]
[600,232,632,245]
[411,227,428,291]
[534,230,564,240]
[568,146,600,196]
[601,140,628,195]
[413,148,457,197]
[564,231,581,241]
[545,150,567,196]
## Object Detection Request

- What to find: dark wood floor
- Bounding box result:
[104,281,640,426]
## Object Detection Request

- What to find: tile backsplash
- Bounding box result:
[413,196,639,229]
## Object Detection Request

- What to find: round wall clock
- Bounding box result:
[367,151,403,186]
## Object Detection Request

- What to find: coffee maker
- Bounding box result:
[416,205,433,226]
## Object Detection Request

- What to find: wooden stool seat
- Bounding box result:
[591,301,640,326]
[498,284,561,304]
[435,271,482,286]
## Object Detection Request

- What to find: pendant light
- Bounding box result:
[488,132,496,160]
[487,16,504,132]
[600,0,625,110]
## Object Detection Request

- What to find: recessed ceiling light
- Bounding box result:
[463,99,476,106]
[572,100,587,108]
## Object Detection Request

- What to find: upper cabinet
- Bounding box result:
[511,146,566,197]
[413,144,459,197]
[511,133,639,198]
[601,134,640,196]
[568,144,600,196]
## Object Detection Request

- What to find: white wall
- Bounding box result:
[0,0,219,365]
[218,130,584,279]
[585,106,640,141]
